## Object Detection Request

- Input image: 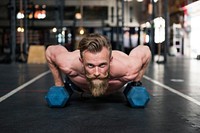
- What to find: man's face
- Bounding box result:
[80,47,112,97]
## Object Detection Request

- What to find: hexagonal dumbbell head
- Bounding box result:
[45,86,70,107]
[126,86,150,108]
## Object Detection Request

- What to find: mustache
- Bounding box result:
[85,72,109,80]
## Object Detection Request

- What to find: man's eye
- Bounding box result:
[88,64,94,68]
[99,64,106,68]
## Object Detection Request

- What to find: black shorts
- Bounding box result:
[65,77,84,94]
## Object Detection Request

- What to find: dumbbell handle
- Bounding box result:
[129,81,142,86]
[124,81,142,96]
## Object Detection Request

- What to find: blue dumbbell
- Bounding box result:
[45,86,72,107]
[124,81,150,108]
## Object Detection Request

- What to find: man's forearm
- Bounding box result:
[48,62,64,86]
[134,61,148,81]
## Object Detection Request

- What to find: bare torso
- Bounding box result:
[55,49,142,94]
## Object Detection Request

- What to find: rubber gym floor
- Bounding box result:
[0,56,200,133]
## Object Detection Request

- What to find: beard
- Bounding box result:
[85,72,109,97]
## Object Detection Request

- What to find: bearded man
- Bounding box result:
[45,33,151,97]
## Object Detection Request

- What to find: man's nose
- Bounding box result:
[94,67,100,77]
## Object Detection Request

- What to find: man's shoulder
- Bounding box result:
[112,50,126,54]
[112,50,128,58]
[57,49,82,74]
[110,51,129,78]
[63,49,80,60]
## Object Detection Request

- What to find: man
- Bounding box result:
[45,33,151,97]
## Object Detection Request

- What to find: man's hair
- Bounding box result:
[78,33,112,58]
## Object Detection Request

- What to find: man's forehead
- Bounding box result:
[82,47,110,57]
[81,49,111,64]
[83,51,109,61]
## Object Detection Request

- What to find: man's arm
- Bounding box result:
[128,45,151,81]
[110,45,151,83]
[45,45,71,86]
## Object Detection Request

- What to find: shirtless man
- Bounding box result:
[45,33,151,97]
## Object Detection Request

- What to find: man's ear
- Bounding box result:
[79,57,83,63]
[110,56,113,62]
